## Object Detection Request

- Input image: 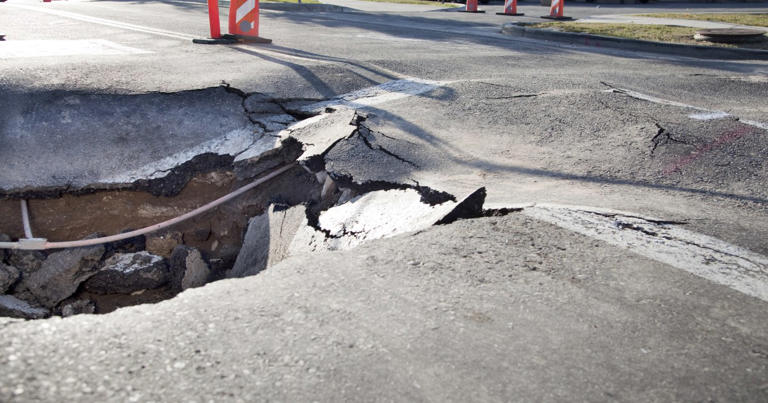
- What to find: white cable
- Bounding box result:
[0,163,296,250]
[20,200,33,239]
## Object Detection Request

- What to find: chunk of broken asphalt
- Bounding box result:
[290,187,487,253]
[12,242,105,309]
[83,252,169,295]
[227,204,308,279]
[0,295,49,319]
[288,109,359,173]
[169,246,211,292]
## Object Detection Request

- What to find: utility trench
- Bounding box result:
[0,85,489,318]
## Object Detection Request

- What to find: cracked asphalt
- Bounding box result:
[1,0,768,401]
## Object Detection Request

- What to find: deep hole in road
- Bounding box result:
[0,85,495,319]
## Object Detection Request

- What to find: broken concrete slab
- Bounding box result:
[0,86,255,197]
[0,295,49,319]
[309,112,435,192]
[227,204,308,279]
[13,244,105,309]
[83,252,168,295]
[233,137,302,181]
[251,114,297,133]
[290,187,486,253]
[169,246,211,292]
[283,109,359,173]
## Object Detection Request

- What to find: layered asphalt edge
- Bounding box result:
[501,22,768,61]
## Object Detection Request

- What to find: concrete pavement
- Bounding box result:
[2,214,768,402]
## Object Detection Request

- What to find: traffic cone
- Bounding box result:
[194,0,271,44]
[541,0,573,21]
[194,0,238,44]
[460,0,485,13]
[496,0,523,16]
[228,0,271,43]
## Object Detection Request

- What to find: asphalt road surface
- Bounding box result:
[1,0,767,401]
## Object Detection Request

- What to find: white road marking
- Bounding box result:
[300,78,444,113]
[689,111,730,121]
[0,39,150,59]
[522,205,768,303]
[5,3,196,41]
[606,86,768,131]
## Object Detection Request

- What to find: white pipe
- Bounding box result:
[20,200,33,239]
[0,163,296,250]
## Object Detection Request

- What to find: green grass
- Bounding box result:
[638,13,768,28]
[355,0,461,7]
[527,22,768,49]
[263,0,322,4]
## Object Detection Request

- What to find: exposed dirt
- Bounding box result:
[0,166,320,270]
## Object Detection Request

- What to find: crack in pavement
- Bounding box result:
[600,81,768,132]
[650,123,690,155]
[486,93,542,100]
[356,124,420,168]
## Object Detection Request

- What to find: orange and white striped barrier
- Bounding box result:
[460,0,485,14]
[496,0,523,16]
[229,0,270,42]
[194,0,271,44]
[541,0,573,20]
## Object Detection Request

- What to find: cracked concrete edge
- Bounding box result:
[484,201,687,224]
[289,186,486,254]
[500,23,768,61]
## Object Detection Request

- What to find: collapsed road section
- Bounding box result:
[0,81,481,319]
[2,81,767,320]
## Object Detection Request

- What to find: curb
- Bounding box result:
[260,3,347,12]
[501,23,768,60]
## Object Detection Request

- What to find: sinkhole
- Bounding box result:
[0,84,489,319]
